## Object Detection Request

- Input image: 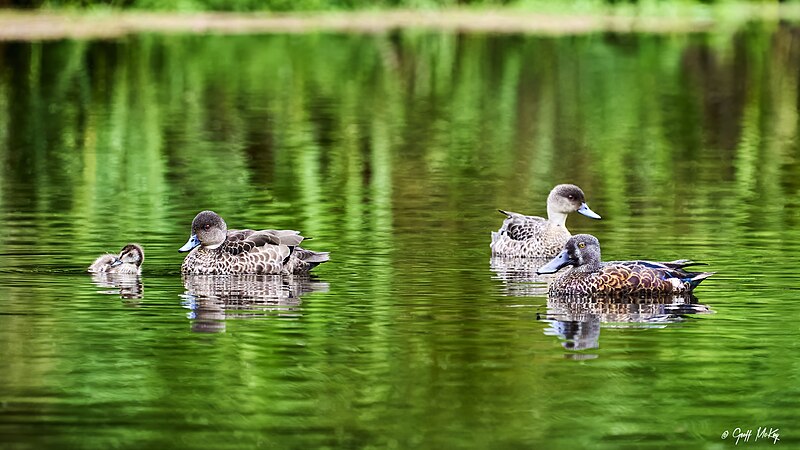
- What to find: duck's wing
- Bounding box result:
[606,261,714,288]
[592,262,674,291]
[223,229,305,256]
[226,229,256,242]
[284,247,331,273]
[496,210,547,241]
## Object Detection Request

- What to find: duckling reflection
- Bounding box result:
[89,272,143,300]
[181,274,329,333]
[539,295,713,352]
[490,256,555,297]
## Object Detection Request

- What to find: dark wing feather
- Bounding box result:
[498,210,546,241]
[226,229,256,242]
[607,260,712,287]
[223,229,305,256]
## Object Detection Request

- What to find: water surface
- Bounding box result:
[1,25,799,449]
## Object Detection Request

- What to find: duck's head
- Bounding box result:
[113,244,144,268]
[179,210,227,253]
[537,234,602,274]
[547,184,601,219]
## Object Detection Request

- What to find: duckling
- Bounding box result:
[88,244,144,275]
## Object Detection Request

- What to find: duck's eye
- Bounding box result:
[203,224,211,231]
[578,242,586,249]
[567,195,575,200]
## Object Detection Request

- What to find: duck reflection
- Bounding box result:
[181,274,329,333]
[490,256,555,297]
[90,272,144,301]
[539,295,713,352]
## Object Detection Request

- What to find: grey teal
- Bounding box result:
[491,184,601,258]
[179,210,329,275]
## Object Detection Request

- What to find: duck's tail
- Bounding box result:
[685,271,715,289]
[661,260,714,289]
[662,259,708,269]
[286,248,330,273]
[299,249,330,265]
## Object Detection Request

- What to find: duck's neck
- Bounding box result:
[546,206,568,226]
[574,261,602,273]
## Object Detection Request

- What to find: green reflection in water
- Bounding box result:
[1,25,799,449]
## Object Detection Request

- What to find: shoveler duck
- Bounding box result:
[491,184,601,258]
[536,234,713,297]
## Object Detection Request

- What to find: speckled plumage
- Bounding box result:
[537,234,714,297]
[88,244,144,275]
[491,184,601,258]
[179,211,329,275]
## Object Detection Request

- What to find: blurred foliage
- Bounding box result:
[1,26,800,450]
[0,0,789,12]
[0,23,798,267]
[6,0,515,12]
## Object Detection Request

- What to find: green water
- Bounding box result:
[1,24,799,449]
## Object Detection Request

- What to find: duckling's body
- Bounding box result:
[491,184,601,258]
[537,234,713,297]
[88,244,144,275]
[179,211,329,275]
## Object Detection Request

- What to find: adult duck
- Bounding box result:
[179,210,329,275]
[491,184,601,258]
[536,234,713,297]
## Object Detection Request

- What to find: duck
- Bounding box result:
[88,244,144,275]
[178,210,329,275]
[491,184,601,258]
[536,234,714,297]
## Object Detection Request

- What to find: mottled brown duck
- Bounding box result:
[536,234,713,297]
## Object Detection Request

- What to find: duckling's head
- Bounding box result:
[114,244,144,268]
[179,210,227,252]
[537,234,602,274]
[547,184,601,219]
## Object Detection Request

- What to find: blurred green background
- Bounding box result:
[1,16,799,450]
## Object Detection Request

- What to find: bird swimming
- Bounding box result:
[491,184,601,258]
[88,244,144,275]
[536,234,713,297]
[178,210,329,275]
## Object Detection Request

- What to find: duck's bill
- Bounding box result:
[179,234,201,253]
[537,250,572,274]
[109,258,123,267]
[577,203,601,219]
